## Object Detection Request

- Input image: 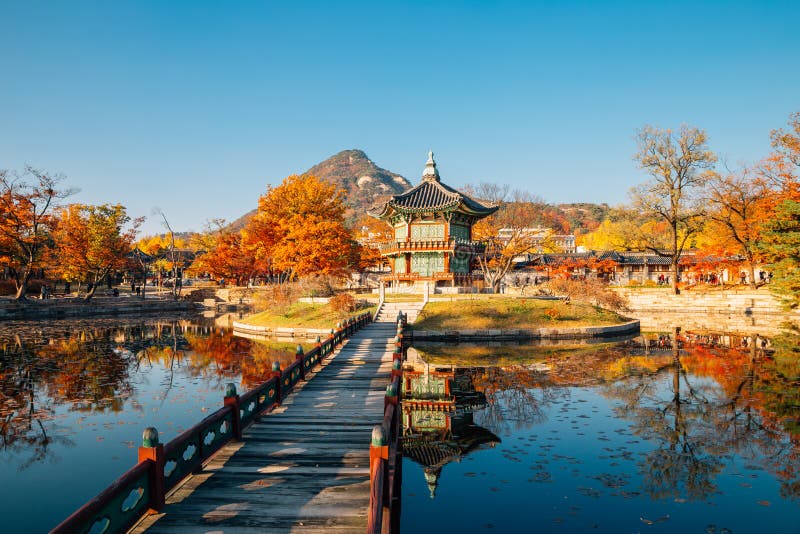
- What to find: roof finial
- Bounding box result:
[422,150,440,182]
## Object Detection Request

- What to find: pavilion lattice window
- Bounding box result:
[411,410,447,430]
[410,223,444,240]
[411,252,444,276]
[394,256,406,274]
[408,375,447,397]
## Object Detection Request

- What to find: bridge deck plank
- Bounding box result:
[134,320,403,533]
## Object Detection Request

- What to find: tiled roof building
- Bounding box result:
[368,152,497,286]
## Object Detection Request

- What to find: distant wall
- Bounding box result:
[614,288,800,335]
[0,297,193,320]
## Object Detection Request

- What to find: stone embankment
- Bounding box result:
[230,321,332,341]
[0,296,193,320]
[614,287,800,335]
[409,320,640,342]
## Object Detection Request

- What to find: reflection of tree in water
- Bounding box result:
[603,337,800,501]
[0,335,73,468]
[0,318,230,468]
[466,366,563,436]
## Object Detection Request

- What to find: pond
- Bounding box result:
[0,315,306,532]
[401,336,800,533]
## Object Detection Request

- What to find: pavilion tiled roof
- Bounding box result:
[373,179,497,215]
[368,152,497,218]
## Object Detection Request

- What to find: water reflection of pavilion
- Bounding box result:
[401,357,501,498]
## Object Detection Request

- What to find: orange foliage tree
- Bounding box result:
[50,203,141,300]
[353,213,390,270]
[0,167,72,299]
[242,175,360,281]
[702,169,776,287]
[190,228,255,284]
[757,112,800,308]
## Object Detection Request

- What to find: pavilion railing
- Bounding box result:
[378,238,485,255]
[367,314,406,534]
[50,312,372,534]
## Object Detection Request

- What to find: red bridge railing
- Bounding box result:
[50,312,372,534]
[367,314,406,534]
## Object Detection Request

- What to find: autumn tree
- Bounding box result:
[631,125,717,294]
[353,213,390,271]
[50,203,141,301]
[702,168,775,287]
[578,207,659,251]
[241,174,360,281]
[471,187,558,292]
[758,112,800,308]
[769,111,800,191]
[189,222,255,284]
[0,167,73,299]
[154,208,182,298]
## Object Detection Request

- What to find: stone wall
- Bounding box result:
[614,288,800,335]
[0,297,193,320]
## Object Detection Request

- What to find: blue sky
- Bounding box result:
[1,1,798,234]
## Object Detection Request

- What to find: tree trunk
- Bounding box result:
[670,221,680,295]
[84,285,97,302]
[670,262,679,295]
[84,274,99,302]
[14,269,32,300]
[747,262,757,289]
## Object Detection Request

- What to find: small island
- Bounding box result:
[232,295,376,338]
[410,296,639,341]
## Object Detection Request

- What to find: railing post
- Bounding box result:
[368,425,388,534]
[384,382,398,410]
[369,424,389,479]
[138,427,165,512]
[223,383,242,440]
[271,361,283,404]
[295,344,305,380]
[391,358,402,380]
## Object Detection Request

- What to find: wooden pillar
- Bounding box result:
[270,362,283,404]
[223,383,242,440]
[295,344,305,380]
[138,427,165,512]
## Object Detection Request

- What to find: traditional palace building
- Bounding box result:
[368,152,497,287]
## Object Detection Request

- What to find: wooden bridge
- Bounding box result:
[52,302,422,534]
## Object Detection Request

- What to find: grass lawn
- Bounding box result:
[413,297,630,331]
[413,341,619,366]
[241,302,377,329]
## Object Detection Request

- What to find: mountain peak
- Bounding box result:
[306,150,412,220]
[227,149,411,231]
